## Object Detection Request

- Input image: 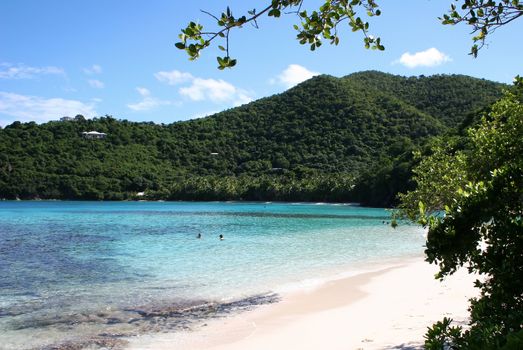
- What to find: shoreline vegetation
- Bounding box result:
[0,197,363,204]
[126,257,477,350]
[0,71,504,207]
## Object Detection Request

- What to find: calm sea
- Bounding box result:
[0,201,425,349]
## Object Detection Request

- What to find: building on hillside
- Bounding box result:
[60,116,73,122]
[82,131,107,139]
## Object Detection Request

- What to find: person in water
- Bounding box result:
[219,234,224,240]
[197,233,201,239]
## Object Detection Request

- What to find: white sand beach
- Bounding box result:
[127,257,478,350]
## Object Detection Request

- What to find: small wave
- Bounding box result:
[275,269,365,295]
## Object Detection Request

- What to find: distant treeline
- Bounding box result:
[0,71,504,206]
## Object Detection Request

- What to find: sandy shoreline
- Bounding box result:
[127,257,477,350]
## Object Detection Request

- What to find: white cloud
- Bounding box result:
[0,62,64,79]
[155,70,193,85]
[136,87,151,97]
[396,48,451,68]
[179,78,235,102]
[83,64,102,75]
[127,87,171,111]
[88,79,105,89]
[233,93,253,107]
[155,69,254,106]
[178,77,253,105]
[0,91,97,124]
[189,110,219,119]
[271,64,320,88]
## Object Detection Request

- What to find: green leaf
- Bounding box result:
[419,201,425,216]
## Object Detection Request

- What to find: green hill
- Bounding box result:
[0,71,505,204]
[344,71,503,127]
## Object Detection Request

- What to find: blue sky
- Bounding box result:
[1,0,521,126]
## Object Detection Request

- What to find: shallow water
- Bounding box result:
[0,201,425,349]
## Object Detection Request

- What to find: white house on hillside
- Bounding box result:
[82,131,107,139]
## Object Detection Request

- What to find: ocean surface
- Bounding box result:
[0,201,426,349]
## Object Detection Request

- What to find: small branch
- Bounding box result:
[226,28,230,57]
[200,9,220,22]
[284,0,304,15]
[200,4,274,46]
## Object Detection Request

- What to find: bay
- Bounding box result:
[0,201,425,349]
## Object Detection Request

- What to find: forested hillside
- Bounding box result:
[0,71,504,204]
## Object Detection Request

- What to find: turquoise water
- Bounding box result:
[0,201,425,349]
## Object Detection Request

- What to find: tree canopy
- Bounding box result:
[399,78,523,348]
[176,0,523,68]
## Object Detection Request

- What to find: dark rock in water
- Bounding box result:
[105,317,123,325]
[11,311,108,330]
[124,293,279,323]
[97,332,126,338]
[23,293,280,350]
[127,318,141,324]
[36,337,127,350]
[0,309,22,317]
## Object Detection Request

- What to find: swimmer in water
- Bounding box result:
[219,234,224,240]
[197,233,201,239]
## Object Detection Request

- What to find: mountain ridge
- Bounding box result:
[0,71,506,204]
